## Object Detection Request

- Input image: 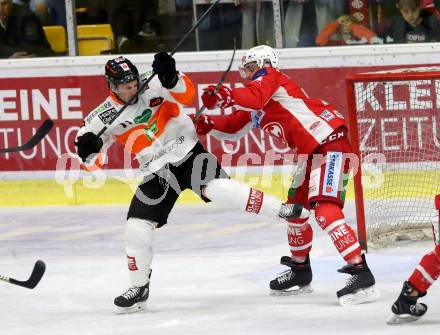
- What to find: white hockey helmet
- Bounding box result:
[239,45,279,78]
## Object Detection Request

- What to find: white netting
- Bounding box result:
[350,68,440,246]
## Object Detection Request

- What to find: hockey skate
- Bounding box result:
[387,281,427,325]
[113,271,152,314]
[336,254,379,305]
[278,203,309,220]
[270,256,313,296]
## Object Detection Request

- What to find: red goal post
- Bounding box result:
[345,67,440,250]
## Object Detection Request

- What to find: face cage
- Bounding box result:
[108,74,138,91]
[239,61,258,79]
[239,66,247,79]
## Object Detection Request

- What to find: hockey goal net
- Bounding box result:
[346,67,440,249]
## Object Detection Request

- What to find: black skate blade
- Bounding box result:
[338,286,380,306]
[387,313,423,325]
[270,284,313,296]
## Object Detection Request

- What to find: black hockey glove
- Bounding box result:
[74,132,103,162]
[152,52,179,89]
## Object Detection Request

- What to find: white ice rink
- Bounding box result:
[1,202,439,335]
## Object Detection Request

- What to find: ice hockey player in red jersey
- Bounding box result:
[387,194,440,324]
[194,45,379,305]
[74,53,309,314]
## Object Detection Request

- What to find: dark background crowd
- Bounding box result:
[1,0,440,58]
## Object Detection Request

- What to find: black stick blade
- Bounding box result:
[0,119,54,154]
[9,260,46,289]
[23,119,54,150]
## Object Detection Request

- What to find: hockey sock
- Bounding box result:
[204,178,283,218]
[314,202,361,264]
[408,244,440,294]
[125,218,155,287]
[287,219,313,262]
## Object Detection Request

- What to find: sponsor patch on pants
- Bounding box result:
[308,168,320,199]
[322,152,342,197]
[127,256,138,271]
[246,188,264,214]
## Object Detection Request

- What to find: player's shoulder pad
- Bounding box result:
[85,99,118,125]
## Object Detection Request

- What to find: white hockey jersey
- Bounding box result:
[75,72,198,174]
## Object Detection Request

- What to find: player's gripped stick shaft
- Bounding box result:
[193,38,236,122]
[96,0,222,139]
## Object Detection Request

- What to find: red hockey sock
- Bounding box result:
[287,218,313,261]
[409,244,440,294]
[314,202,361,263]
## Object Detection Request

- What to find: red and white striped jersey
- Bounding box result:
[210,67,347,155]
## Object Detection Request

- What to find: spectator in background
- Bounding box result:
[385,0,440,43]
[236,0,275,49]
[176,0,191,7]
[316,14,381,46]
[43,0,66,26]
[87,0,159,52]
[0,0,54,58]
[422,0,440,20]
[195,0,241,50]
[283,0,345,48]
[138,0,159,38]
[12,0,28,5]
[29,0,49,24]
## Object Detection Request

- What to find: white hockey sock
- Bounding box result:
[125,218,155,287]
[204,179,282,218]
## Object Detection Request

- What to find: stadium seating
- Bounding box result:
[77,24,115,56]
[43,26,67,55]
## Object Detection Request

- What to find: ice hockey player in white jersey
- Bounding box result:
[74,53,309,314]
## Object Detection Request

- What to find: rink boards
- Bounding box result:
[1,168,439,206]
[0,43,440,206]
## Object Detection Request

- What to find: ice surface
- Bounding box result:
[1,202,439,335]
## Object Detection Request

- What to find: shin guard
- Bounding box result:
[125,218,155,287]
[409,245,440,294]
[314,202,361,263]
[287,219,313,259]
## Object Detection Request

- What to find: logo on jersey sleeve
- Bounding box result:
[98,107,119,124]
[309,121,321,132]
[251,110,265,128]
[149,97,164,107]
[334,110,345,119]
[319,110,335,122]
[263,122,287,142]
[86,101,112,123]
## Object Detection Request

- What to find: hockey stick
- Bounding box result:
[0,260,46,289]
[193,38,237,122]
[96,0,221,138]
[0,119,54,154]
